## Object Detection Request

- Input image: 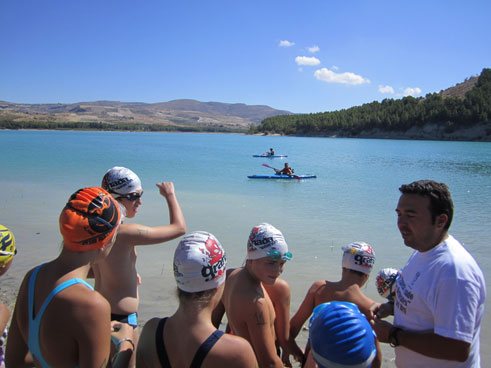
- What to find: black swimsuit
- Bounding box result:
[155,318,224,368]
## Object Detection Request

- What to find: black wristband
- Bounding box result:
[389,327,402,347]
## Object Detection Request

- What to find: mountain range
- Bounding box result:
[0,75,481,132]
[0,99,292,130]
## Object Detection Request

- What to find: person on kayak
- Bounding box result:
[275,163,293,176]
[268,148,275,155]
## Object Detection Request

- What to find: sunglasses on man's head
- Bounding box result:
[118,191,143,201]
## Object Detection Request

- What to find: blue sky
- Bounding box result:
[1,0,490,114]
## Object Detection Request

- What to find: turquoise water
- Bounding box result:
[1,130,491,363]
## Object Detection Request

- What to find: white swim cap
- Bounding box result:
[247,223,292,261]
[375,268,401,300]
[341,242,375,275]
[101,166,142,196]
[174,231,227,293]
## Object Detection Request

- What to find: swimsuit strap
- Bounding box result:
[189,330,224,368]
[28,264,45,319]
[36,278,94,320]
[156,318,171,368]
[27,265,94,368]
[155,319,224,368]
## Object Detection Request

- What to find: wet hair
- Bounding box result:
[399,180,454,230]
[177,287,218,306]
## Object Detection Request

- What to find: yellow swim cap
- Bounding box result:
[0,224,16,267]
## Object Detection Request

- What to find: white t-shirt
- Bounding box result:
[394,235,486,367]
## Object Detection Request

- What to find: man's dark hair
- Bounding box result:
[399,180,454,230]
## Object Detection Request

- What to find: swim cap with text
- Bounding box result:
[247,223,290,260]
[342,242,375,275]
[102,166,142,196]
[174,231,227,293]
[59,187,121,251]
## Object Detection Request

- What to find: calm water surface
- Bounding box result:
[1,130,490,365]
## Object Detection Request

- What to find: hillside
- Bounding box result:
[0,99,291,131]
[251,68,491,141]
[439,76,479,98]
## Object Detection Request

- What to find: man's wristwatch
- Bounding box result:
[389,326,402,347]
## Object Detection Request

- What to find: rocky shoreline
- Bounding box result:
[355,122,491,142]
[289,122,491,142]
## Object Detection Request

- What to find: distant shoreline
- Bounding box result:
[257,121,491,142]
[2,122,491,142]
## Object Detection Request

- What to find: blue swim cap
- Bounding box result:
[309,302,376,368]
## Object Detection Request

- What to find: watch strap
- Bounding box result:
[389,326,402,347]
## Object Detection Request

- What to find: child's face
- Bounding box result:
[0,258,14,277]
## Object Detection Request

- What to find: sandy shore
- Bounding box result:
[1,276,19,315]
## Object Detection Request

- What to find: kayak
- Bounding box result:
[248,174,317,179]
[252,154,288,158]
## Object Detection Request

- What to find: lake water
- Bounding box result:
[1,130,490,366]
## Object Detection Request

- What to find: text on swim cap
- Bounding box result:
[354,254,375,268]
[249,236,275,250]
[106,177,134,191]
[201,254,226,281]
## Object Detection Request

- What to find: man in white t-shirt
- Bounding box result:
[371,180,486,367]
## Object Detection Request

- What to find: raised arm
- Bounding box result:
[118,182,186,245]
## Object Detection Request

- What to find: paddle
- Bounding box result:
[262,163,300,180]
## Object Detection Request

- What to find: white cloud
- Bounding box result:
[331,65,339,71]
[295,56,321,66]
[378,85,395,94]
[403,87,422,96]
[279,40,295,47]
[314,68,370,85]
[308,45,320,53]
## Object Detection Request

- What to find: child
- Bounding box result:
[6,187,133,367]
[289,242,382,367]
[137,231,256,367]
[93,166,186,365]
[222,223,296,368]
[0,225,16,368]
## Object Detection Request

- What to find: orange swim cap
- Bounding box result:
[59,187,121,251]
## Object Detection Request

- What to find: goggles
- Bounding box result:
[116,191,143,201]
[267,250,292,261]
[0,249,17,257]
